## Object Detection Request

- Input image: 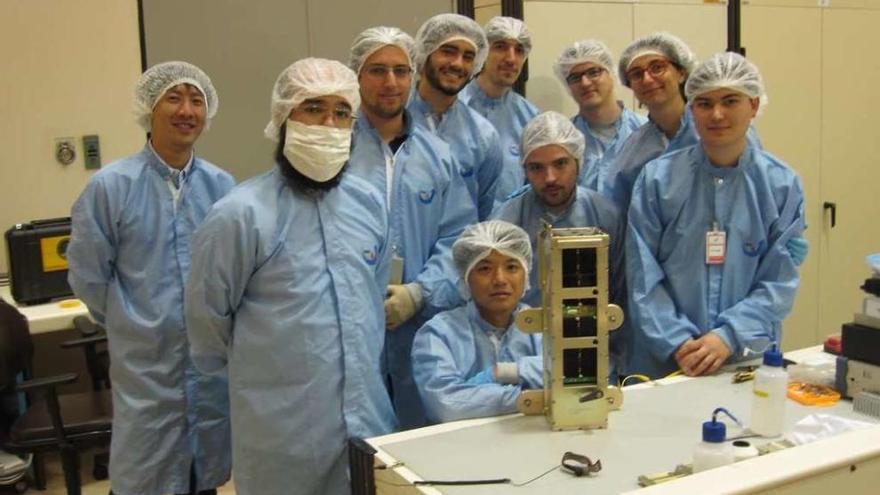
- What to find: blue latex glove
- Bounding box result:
[465,367,495,385]
[785,237,809,267]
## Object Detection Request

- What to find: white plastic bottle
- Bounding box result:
[693,409,735,473]
[750,346,788,437]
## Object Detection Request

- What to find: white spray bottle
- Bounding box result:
[693,407,739,473]
[750,345,788,437]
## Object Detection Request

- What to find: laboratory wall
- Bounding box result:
[742,0,880,348]
[0,0,145,276]
[141,0,453,183]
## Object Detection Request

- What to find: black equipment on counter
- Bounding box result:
[4,218,73,305]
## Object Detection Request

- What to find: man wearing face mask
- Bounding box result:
[347,27,477,429]
[408,13,503,221]
[185,58,397,495]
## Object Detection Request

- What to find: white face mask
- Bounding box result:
[283,120,352,182]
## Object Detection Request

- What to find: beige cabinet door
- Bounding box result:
[742,5,822,350]
[744,2,880,348]
[819,7,880,337]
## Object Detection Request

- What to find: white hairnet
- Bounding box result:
[134,61,218,132]
[484,16,532,57]
[685,52,767,105]
[618,32,698,87]
[453,220,532,299]
[520,111,585,168]
[349,26,416,75]
[413,13,488,76]
[554,39,615,85]
[264,58,361,141]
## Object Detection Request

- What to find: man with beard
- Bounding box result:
[67,61,233,495]
[185,58,396,495]
[554,40,646,195]
[347,26,476,429]
[461,16,539,203]
[491,111,627,379]
[408,13,503,220]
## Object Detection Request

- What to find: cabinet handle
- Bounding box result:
[823,201,837,228]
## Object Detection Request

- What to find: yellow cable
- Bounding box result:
[620,374,653,387]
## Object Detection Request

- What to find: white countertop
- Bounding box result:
[0,284,90,334]
[368,346,880,494]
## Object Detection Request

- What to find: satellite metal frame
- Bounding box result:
[516,225,624,430]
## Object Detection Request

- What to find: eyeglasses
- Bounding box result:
[565,67,606,86]
[625,60,672,83]
[293,101,354,125]
[363,65,413,79]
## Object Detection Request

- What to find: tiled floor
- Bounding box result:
[17,451,235,494]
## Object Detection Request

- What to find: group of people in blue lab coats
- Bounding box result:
[64,10,806,495]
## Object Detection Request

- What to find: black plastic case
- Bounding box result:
[4,218,73,305]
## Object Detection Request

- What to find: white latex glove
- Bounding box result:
[385,284,417,330]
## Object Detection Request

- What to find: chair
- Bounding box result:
[67,316,111,481]
[67,317,110,391]
[0,297,112,495]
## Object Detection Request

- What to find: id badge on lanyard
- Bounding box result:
[705,222,726,265]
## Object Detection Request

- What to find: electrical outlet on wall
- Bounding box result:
[54,137,77,166]
[82,134,101,169]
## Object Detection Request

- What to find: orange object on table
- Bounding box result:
[787,382,841,406]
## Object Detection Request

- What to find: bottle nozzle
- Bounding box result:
[712,407,741,427]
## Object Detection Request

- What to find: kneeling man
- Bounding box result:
[412,220,542,423]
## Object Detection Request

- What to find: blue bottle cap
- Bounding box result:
[763,347,783,367]
[702,420,726,443]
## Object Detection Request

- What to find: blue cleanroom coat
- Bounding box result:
[412,302,542,423]
[185,168,397,495]
[67,145,234,495]
[408,91,503,220]
[349,111,476,429]
[626,143,805,378]
[460,81,539,203]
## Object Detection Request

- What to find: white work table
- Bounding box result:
[0,284,89,334]
[368,347,880,494]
